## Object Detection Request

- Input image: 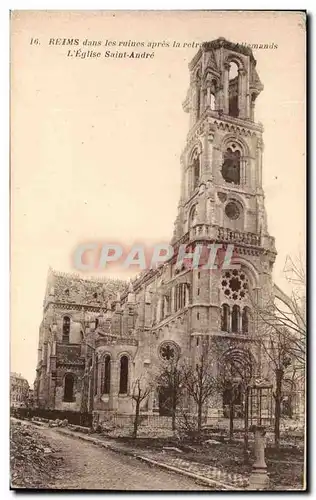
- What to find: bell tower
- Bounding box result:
[171,38,276,353]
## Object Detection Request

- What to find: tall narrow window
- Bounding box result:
[119,356,128,394]
[189,204,198,228]
[242,307,250,334]
[62,316,70,343]
[193,153,200,189]
[221,304,230,332]
[228,62,239,117]
[232,305,240,333]
[63,373,74,402]
[103,356,111,395]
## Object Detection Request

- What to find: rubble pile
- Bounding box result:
[10,420,63,488]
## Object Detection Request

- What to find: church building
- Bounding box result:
[34,38,291,424]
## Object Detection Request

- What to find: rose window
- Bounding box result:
[221,269,248,301]
[225,201,241,220]
[159,341,180,362]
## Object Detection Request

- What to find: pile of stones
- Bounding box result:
[10,420,63,488]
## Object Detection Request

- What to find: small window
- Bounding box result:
[103,356,111,395]
[232,305,240,333]
[242,307,250,334]
[193,155,200,189]
[65,289,69,296]
[228,62,239,118]
[93,292,98,299]
[197,312,200,320]
[189,205,198,228]
[63,373,75,402]
[196,337,200,346]
[119,356,128,394]
[221,304,230,332]
[62,316,70,343]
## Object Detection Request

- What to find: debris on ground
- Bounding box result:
[162,446,183,453]
[10,419,64,489]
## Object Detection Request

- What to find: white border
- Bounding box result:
[3,3,311,499]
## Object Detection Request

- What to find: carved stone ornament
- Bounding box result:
[217,192,227,203]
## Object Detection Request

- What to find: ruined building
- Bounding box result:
[34,38,301,423]
[11,372,30,408]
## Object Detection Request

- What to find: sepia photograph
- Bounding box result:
[10,10,306,491]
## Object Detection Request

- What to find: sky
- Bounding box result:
[11,11,305,384]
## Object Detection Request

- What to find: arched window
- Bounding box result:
[63,373,75,402]
[221,304,230,332]
[232,305,240,333]
[103,356,111,395]
[193,154,200,189]
[174,283,187,312]
[221,148,241,185]
[119,356,128,394]
[228,62,239,117]
[189,205,198,228]
[242,307,250,334]
[62,316,70,343]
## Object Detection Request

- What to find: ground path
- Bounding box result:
[38,427,208,491]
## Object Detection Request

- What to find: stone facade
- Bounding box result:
[35,39,301,423]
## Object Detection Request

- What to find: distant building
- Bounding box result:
[10,373,29,408]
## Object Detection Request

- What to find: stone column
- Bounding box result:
[179,158,186,205]
[223,63,230,114]
[238,69,246,119]
[97,358,102,397]
[256,140,263,189]
[185,284,189,306]
[201,124,213,185]
[239,307,243,334]
[241,158,247,186]
[110,360,119,411]
[250,97,256,121]
[248,426,269,490]
[206,86,211,108]
[170,287,174,313]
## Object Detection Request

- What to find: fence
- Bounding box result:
[110,413,173,429]
[10,406,92,427]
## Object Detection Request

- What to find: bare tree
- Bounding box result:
[131,375,153,439]
[181,337,218,435]
[250,255,306,447]
[157,359,185,431]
